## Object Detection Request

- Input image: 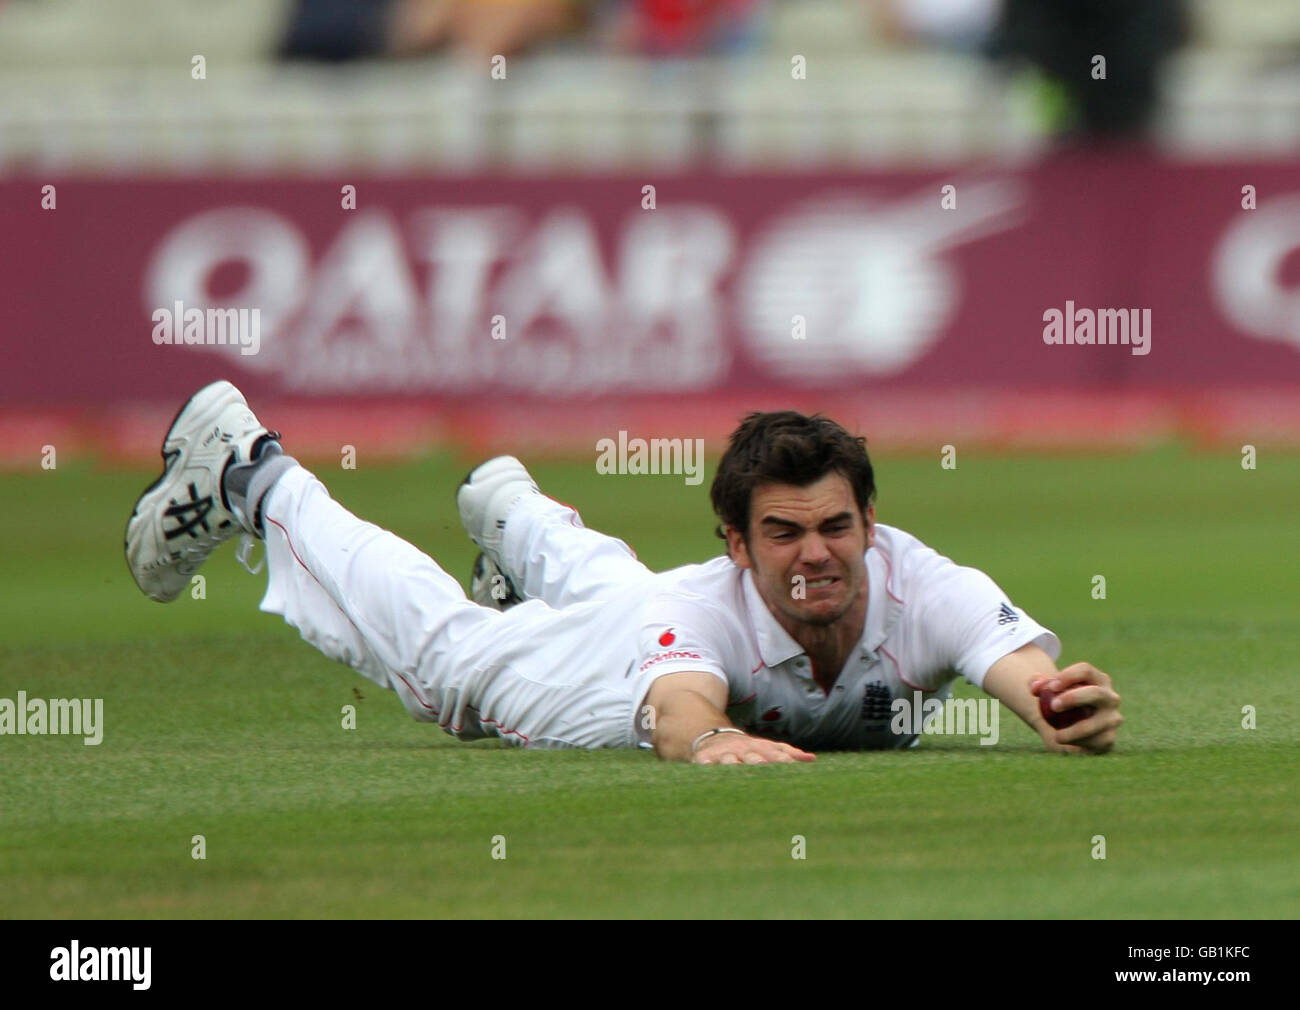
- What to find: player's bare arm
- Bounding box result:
[983,643,1123,754]
[645,671,816,765]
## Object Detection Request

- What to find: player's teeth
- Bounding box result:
[808,578,834,587]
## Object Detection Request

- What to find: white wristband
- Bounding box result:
[690,727,746,754]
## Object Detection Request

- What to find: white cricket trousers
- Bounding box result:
[258,464,659,748]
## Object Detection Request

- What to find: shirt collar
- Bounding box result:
[741,568,805,669]
[740,544,905,669]
[862,542,905,654]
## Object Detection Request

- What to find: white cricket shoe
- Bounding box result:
[455,455,540,572]
[125,380,277,603]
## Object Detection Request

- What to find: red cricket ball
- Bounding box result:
[1038,684,1096,730]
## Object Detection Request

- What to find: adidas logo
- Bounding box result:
[997,602,1019,626]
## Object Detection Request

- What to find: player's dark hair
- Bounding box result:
[710,411,876,543]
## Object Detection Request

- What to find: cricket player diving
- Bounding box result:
[125,380,1123,764]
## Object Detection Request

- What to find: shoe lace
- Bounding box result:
[235,533,264,576]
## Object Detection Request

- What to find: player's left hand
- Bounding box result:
[1029,662,1123,754]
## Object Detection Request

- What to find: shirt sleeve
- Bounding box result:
[912,562,1061,691]
[626,589,746,716]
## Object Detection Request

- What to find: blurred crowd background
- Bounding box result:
[2,0,1298,172]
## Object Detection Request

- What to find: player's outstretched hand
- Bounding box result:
[1029,661,1123,755]
[692,733,816,766]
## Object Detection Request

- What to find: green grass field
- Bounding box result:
[1,446,1297,918]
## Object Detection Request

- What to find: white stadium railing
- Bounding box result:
[0,0,1298,171]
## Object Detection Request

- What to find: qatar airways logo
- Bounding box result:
[736,180,1025,380]
[142,205,734,394]
[1213,192,1300,351]
[140,183,1027,394]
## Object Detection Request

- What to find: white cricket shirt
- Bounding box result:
[629,523,1060,749]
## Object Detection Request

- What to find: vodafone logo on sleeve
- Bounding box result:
[638,651,703,674]
[638,628,700,674]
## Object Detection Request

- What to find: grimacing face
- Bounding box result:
[724,471,875,631]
